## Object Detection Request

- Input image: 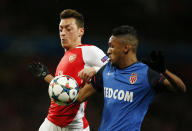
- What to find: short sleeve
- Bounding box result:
[81,45,109,68]
[148,68,165,92]
[91,65,106,92]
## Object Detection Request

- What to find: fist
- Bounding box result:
[78,67,96,82]
[28,62,49,79]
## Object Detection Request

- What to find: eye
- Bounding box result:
[66,27,72,32]
[110,44,114,48]
[108,43,112,47]
[59,27,63,32]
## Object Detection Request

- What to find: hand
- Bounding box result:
[78,67,96,82]
[28,62,49,79]
[142,50,166,73]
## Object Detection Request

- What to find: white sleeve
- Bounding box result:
[81,45,109,72]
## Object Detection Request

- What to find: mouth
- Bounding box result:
[108,55,112,59]
[108,56,112,62]
[61,39,68,43]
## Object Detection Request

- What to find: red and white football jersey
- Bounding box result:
[47,44,108,129]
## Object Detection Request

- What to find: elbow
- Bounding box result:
[176,82,187,93]
[172,80,187,93]
[181,84,187,93]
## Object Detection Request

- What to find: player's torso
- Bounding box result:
[48,45,93,128]
[56,47,85,87]
[100,62,156,131]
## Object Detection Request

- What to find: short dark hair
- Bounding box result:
[112,25,139,52]
[112,25,137,37]
[60,9,84,28]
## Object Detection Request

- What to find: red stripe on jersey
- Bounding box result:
[47,101,80,127]
[83,101,88,128]
[158,73,164,86]
[47,46,88,128]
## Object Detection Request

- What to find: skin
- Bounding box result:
[44,18,97,83]
[78,67,96,82]
[59,18,84,51]
[77,35,186,103]
[107,35,137,69]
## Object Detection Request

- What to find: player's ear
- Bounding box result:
[124,44,131,54]
[78,28,84,37]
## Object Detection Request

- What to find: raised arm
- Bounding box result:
[143,50,186,93]
[163,69,186,92]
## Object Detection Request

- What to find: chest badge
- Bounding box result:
[129,73,137,84]
[69,54,77,63]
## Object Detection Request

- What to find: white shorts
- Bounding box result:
[39,118,90,131]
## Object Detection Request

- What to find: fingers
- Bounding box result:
[78,70,91,82]
[29,62,37,71]
[29,62,43,69]
[28,61,49,79]
[78,68,96,82]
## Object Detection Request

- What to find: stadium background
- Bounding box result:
[0,0,192,130]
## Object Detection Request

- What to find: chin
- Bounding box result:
[61,44,65,48]
[110,60,114,65]
[61,44,67,49]
[110,60,117,66]
[61,42,68,47]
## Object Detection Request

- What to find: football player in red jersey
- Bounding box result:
[29,9,108,131]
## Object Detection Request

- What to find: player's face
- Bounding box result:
[59,18,84,50]
[107,36,125,67]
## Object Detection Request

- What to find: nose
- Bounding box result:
[107,47,112,55]
[60,29,66,36]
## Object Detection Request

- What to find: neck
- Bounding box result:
[66,38,82,51]
[72,42,82,49]
[118,52,138,69]
[65,43,82,52]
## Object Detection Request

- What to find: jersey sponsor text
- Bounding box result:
[104,87,133,102]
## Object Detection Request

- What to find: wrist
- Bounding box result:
[44,74,54,83]
[162,69,167,75]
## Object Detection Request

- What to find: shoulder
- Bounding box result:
[77,44,102,51]
[147,67,165,91]
[78,44,106,57]
[129,62,149,73]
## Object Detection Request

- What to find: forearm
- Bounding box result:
[77,83,96,103]
[164,69,186,93]
[44,74,54,83]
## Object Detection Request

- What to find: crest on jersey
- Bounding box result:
[69,54,77,63]
[129,73,137,84]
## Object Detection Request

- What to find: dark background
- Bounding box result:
[0,0,192,131]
